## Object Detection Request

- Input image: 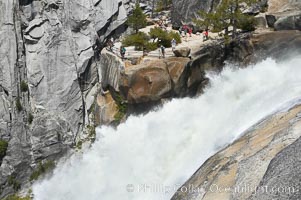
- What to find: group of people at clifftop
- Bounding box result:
[179,25,209,41]
[97,24,210,61]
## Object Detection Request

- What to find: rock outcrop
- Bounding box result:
[120,57,190,104]
[266,0,301,30]
[0,0,132,198]
[172,104,301,200]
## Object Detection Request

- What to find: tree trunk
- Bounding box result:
[232,0,239,39]
[151,0,155,18]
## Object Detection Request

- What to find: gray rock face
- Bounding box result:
[171,0,221,28]
[274,13,301,30]
[99,49,125,92]
[171,0,267,28]
[0,0,132,198]
[171,104,301,200]
[248,137,301,200]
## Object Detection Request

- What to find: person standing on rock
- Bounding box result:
[171,38,177,52]
[203,29,209,41]
[188,27,192,37]
[160,45,166,58]
[120,46,126,60]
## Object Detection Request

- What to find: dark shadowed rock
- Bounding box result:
[266,14,277,27]
[274,13,301,31]
[173,47,191,57]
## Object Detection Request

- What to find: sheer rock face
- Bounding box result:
[0,0,131,198]
[171,0,301,31]
[171,104,301,200]
[171,0,221,28]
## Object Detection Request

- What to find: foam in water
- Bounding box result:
[33,56,301,200]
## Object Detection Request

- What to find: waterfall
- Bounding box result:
[33,56,301,200]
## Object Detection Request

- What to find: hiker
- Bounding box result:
[171,38,176,51]
[178,27,182,35]
[188,27,193,37]
[203,29,209,41]
[107,39,113,52]
[160,45,166,58]
[120,46,126,60]
[143,47,148,57]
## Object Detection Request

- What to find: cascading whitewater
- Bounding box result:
[33,56,301,200]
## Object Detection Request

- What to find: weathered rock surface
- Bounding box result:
[99,49,125,92]
[172,104,301,200]
[95,91,119,125]
[250,30,301,60]
[0,0,133,198]
[120,57,190,104]
[265,0,301,30]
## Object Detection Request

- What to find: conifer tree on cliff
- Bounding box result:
[194,0,256,38]
[127,3,147,33]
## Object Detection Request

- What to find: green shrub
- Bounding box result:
[0,140,8,161]
[144,42,158,52]
[122,32,150,50]
[4,195,31,200]
[87,125,96,139]
[15,98,22,112]
[76,140,83,150]
[8,176,21,191]
[156,0,172,12]
[30,160,55,181]
[20,80,28,92]
[169,31,182,44]
[28,113,34,124]
[149,27,181,47]
[114,94,127,123]
[238,15,256,32]
[127,3,147,33]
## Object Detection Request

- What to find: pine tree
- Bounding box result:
[194,0,257,38]
[127,3,147,33]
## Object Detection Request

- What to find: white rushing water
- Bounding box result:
[33,56,301,200]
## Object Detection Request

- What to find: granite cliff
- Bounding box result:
[0,0,133,198]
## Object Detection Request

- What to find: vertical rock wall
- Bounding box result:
[0,0,132,198]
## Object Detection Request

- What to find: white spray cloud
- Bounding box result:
[33,56,301,200]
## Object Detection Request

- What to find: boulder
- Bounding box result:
[173,47,191,57]
[165,57,190,94]
[120,57,190,103]
[255,13,268,28]
[266,14,277,27]
[274,13,301,30]
[121,60,172,104]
